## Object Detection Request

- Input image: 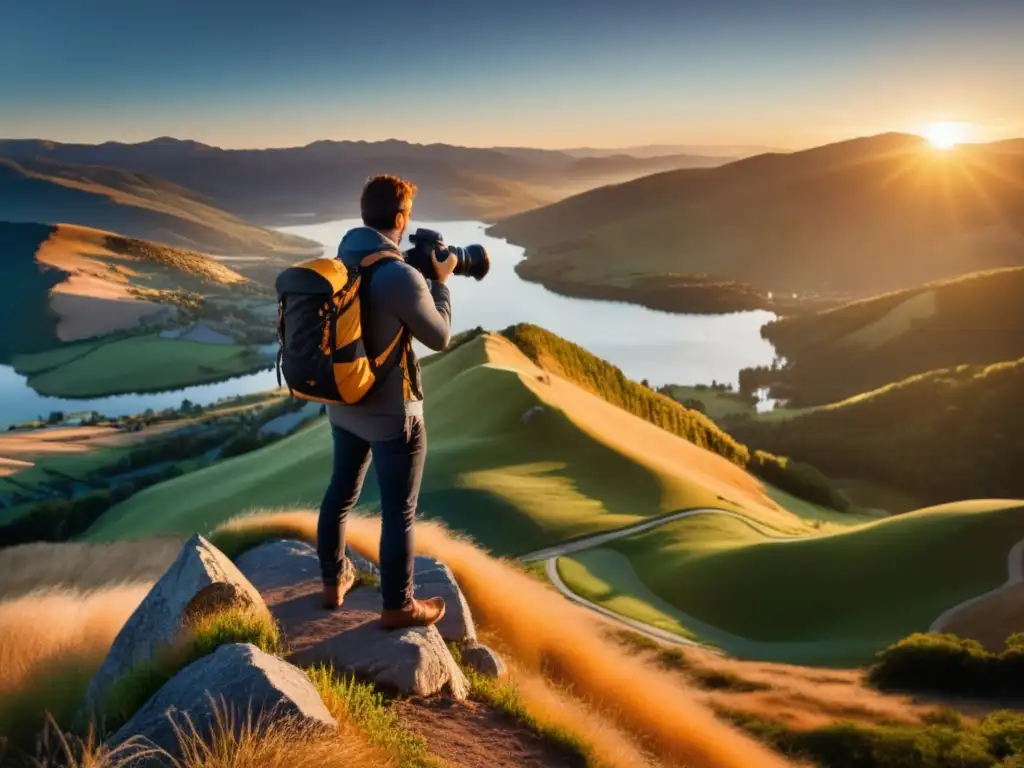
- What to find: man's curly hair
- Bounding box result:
[360,174,417,230]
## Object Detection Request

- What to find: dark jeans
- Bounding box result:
[317,415,426,610]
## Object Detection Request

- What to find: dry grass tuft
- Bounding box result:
[0,585,150,742]
[216,509,796,767]
[30,699,385,768]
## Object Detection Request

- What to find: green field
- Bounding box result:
[84,334,812,553]
[560,500,1024,666]
[13,334,266,397]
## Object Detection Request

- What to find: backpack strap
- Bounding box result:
[354,250,424,402]
[275,298,294,397]
[356,251,417,399]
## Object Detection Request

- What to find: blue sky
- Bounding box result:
[2,0,1022,149]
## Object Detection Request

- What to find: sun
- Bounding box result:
[921,122,967,150]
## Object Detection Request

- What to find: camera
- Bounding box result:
[404,228,490,281]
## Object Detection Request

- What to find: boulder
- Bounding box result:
[413,556,477,645]
[236,539,375,593]
[319,605,470,700]
[83,534,267,714]
[462,644,507,679]
[236,539,320,592]
[239,540,468,700]
[109,643,336,767]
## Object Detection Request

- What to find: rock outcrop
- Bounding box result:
[413,555,478,645]
[109,643,336,767]
[84,534,267,713]
[237,540,469,699]
[236,538,376,592]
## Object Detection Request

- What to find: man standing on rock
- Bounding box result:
[318,174,453,628]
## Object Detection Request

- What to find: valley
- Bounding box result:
[1,130,1023,768]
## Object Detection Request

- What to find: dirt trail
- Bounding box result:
[249,544,604,768]
[396,697,588,768]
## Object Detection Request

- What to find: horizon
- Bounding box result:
[1,129,1016,155]
[3,0,1023,150]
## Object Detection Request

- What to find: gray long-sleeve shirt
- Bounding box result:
[327,226,451,442]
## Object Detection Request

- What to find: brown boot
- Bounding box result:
[379,597,447,629]
[322,558,357,610]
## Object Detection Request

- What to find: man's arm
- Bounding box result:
[378,262,451,351]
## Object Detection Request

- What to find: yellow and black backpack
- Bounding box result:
[274,252,415,405]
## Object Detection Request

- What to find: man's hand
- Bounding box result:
[430,248,457,284]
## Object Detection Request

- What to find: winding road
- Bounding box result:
[520,507,807,651]
[524,506,1024,656]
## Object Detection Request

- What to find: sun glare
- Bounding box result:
[921,122,967,150]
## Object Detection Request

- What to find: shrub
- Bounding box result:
[721,707,1017,768]
[0,492,114,546]
[749,451,851,511]
[868,633,1024,698]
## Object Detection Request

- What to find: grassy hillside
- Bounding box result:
[731,357,1024,506]
[489,134,1024,311]
[741,267,1024,406]
[0,137,729,225]
[0,156,320,260]
[502,323,850,511]
[84,331,826,550]
[560,500,1024,666]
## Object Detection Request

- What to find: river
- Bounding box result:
[0,220,778,427]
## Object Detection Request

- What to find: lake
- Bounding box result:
[0,220,778,427]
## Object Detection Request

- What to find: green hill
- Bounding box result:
[741,267,1024,406]
[488,134,1024,313]
[731,356,1024,507]
[0,156,320,263]
[0,222,277,395]
[84,330,836,549]
[559,500,1024,666]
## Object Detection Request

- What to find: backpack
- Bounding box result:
[274,251,413,405]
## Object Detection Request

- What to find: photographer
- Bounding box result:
[318,174,454,628]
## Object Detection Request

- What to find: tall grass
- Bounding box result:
[31,700,386,768]
[213,510,796,768]
[0,585,149,744]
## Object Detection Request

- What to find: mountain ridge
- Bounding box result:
[488,132,1024,310]
[0,135,733,224]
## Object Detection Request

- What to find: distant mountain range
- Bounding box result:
[557,144,786,159]
[0,137,733,225]
[0,156,321,259]
[489,133,1024,309]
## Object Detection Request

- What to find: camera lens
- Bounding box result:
[453,244,490,281]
